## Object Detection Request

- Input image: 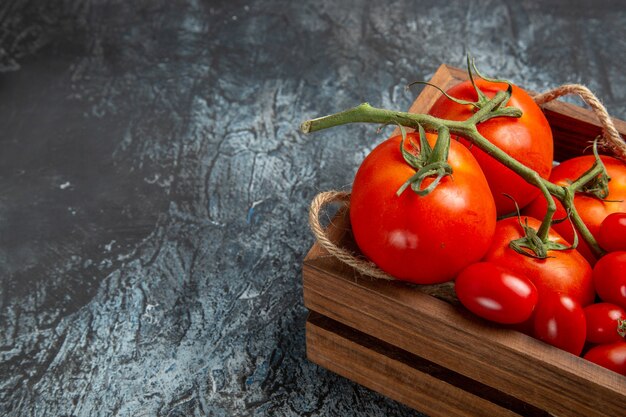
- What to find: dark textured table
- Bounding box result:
[1,1,625,416]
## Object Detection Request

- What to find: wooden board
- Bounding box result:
[307,312,550,417]
[303,64,626,417]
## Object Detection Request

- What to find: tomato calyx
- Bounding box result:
[570,141,613,200]
[468,56,529,123]
[408,56,523,123]
[577,169,611,200]
[466,56,515,111]
[396,125,454,196]
[509,213,575,259]
[619,318,626,338]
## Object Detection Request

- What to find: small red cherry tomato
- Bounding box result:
[455,262,538,324]
[583,302,626,344]
[584,341,626,376]
[593,251,626,310]
[598,213,626,253]
[533,294,586,356]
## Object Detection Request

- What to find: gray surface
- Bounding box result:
[1,1,625,416]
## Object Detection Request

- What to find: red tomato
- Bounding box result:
[584,303,626,344]
[584,341,626,376]
[483,216,595,306]
[428,78,553,216]
[350,133,496,284]
[533,294,586,356]
[524,155,626,264]
[593,251,626,310]
[598,212,626,253]
[455,262,538,324]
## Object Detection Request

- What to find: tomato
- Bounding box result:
[533,293,586,356]
[593,251,626,310]
[483,216,595,306]
[598,212,626,253]
[524,155,626,264]
[350,132,496,284]
[584,302,626,344]
[584,341,626,376]
[428,78,553,216]
[455,262,538,324]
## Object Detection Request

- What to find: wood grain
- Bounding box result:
[307,312,550,417]
[303,64,626,417]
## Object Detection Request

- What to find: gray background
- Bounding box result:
[1,1,625,416]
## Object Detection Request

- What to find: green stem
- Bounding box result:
[536,177,557,242]
[430,126,451,163]
[301,103,468,135]
[563,163,608,257]
[301,97,607,259]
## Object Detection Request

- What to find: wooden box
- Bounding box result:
[303,65,626,417]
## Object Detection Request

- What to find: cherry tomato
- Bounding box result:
[584,302,626,344]
[350,132,496,284]
[483,216,595,306]
[524,155,626,264]
[533,293,586,356]
[455,262,538,324]
[598,212,626,253]
[428,78,553,216]
[584,341,626,376]
[593,251,626,310]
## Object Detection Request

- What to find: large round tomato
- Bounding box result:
[428,79,553,216]
[483,216,595,306]
[524,155,626,264]
[350,132,496,284]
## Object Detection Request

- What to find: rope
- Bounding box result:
[533,84,626,160]
[308,190,394,280]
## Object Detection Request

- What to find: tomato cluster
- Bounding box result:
[347,77,626,377]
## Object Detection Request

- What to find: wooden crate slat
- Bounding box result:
[306,312,549,417]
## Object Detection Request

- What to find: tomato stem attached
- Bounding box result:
[569,141,611,199]
[618,318,626,338]
[396,126,453,196]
